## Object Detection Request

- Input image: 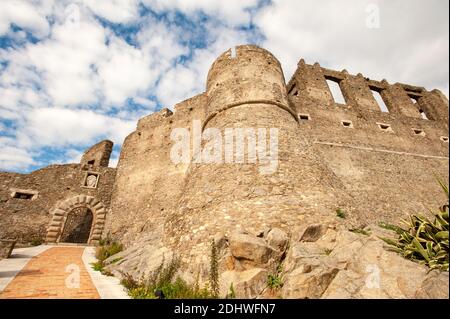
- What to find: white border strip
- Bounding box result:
[81,247,129,299]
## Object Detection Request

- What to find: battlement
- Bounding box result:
[287,59,449,124]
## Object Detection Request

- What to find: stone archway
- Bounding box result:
[45,195,107,245]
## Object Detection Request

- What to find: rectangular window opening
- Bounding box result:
[299,113,310,121]
[377,122,393,132]
[13,192,34,200]
[412,128,425,136]
[87,160,95,165]
[370,87,389,113]
[11,189,38,200]
[325,78,346,104]
[341,120,354,128]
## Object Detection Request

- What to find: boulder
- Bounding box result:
[229,232,277,265]
[220,268,268,298]
[266,228,288,252]
[299,224,327,242]
[282,261,339,299]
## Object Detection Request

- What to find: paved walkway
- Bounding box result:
[0,245,128,299]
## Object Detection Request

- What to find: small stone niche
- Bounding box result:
[10,189,38,200]
[341,120,354,128]
[82,172,100,189]
[377,122,393,132]
[412,128,425,137]
[440,136,449,143]
[299,113,311,121]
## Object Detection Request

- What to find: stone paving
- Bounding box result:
[0,246,100,299]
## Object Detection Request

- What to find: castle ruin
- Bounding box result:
[0,45,448,298]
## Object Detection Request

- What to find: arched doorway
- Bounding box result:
[45,195,107,245]
[60,207,93,243]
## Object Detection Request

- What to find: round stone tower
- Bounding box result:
[165,45,348,277]
[204,45,298,126]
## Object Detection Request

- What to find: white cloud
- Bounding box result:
[0,137,36,171]
[254,0,449,95]
[82,0,140,24]
[155,24,256,107]
[0,0,50,37]
[141,0,259,26]
[97,37,155,105]
[23,107,135,147]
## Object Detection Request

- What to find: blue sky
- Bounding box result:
[0,0,448,172]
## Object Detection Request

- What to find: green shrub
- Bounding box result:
[121,240,225,299]
[96,241,123,262]
[209,240,219,298]
[91,237,123,275]
[267,274,283,289]
[30,238,42,246]
[225,283,236,299]
[349,228,371,236]
[121,256,215,299]
[336,208,346,219]
[380,181,449,271]
[92,261,104,272]
[267,265,283,290]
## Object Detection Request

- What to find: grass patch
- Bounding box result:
[323,248,333,255]
[349,228,371,236]
[30,238,42,246]
[267,265,283,290]
[225,283,236,299]
[121,257,214,299]
[91,236,123,275]
[122,240,220,299]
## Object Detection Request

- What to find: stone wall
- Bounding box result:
[106,94,207,245]
[81,140,114,167]
[0,162,116,244]
[286,60,449,226]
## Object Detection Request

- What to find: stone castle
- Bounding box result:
[1,45,448,298]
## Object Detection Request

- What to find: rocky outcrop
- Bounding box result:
[282,224,449,299]
[104,223,448,299]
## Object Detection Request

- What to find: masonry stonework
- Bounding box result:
[104,46,448,295]
[0,141,116,245]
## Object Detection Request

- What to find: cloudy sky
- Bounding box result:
[0,0,448,172]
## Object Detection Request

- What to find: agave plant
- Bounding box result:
[380,180,449,271]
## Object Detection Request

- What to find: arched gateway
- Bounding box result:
[45,195,107,245]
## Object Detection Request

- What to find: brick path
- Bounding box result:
[0,247,100,299]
